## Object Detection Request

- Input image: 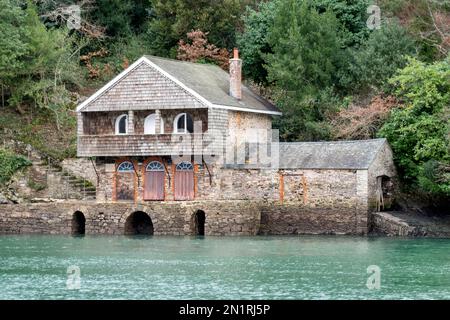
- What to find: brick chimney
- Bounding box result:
[229,48,242,100]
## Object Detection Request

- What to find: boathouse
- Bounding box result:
[0,51,397,236]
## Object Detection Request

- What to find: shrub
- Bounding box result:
[0,148,31,186]
[378,57,450,195]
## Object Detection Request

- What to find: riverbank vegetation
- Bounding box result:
[0,0,449,201]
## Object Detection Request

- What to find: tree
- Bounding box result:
[331,95,398,140]
[0,0,29,88]
[266,0,343,141]
[378,57,450,196]
[340,21,416,93]
[147,0,253,57]
[90,0,133,37]
[177,30,229,70]
[311,0,372,46]
[3,1,83,128]
[237,0,278,85]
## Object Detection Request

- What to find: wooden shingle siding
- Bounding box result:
[77,134,224,157]
[81,62,207,112]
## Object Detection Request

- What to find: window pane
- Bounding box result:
[177,114,185,132]
[119,116,127,134]
[186,114,193,133]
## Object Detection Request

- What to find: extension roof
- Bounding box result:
[278,139,388,170]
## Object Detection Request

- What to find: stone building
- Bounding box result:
[70,49,397,236]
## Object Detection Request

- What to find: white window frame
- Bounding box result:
[146,161,165,172]
[176,161,194,171]
[173,113,193,134]
[144,113,164,134]
[115,114,128,135]
[117,161,134,172]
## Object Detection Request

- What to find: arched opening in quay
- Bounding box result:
[193,210,206,236]
[72,211,86,235]
[124,211,154,235]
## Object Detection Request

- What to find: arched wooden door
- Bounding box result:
[116,161,135,201]
[144,161,165,201]
[174,161,194,200]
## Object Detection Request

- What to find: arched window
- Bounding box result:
[117,161,134,172]
[176,161,194,171]
[144,114,164,134]
[174,113,193,134]
[115,114,128,135]
[146,161,164,171]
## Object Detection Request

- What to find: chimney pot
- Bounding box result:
[233,48,239,59]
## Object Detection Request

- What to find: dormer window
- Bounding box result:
[115,114,128,135]
[174,113,193,134]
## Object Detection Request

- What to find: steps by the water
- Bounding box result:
[30,159,96,201]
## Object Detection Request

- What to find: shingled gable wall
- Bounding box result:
[78,61,207,112]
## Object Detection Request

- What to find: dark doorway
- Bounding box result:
[376,175,394,211]
[125,211,154,235]
[72,211,86,235]
[194,210,206,236]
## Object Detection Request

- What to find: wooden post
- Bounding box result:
[128,110,134,134]
[155,109,161,134]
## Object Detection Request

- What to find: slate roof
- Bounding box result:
[278,139,387,170]
[145,55,280,114]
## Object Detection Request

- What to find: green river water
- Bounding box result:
[0,235,449,300]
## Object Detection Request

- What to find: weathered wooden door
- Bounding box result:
[116,161,135,201]
[174,162,194,200]
[144,161,165,200]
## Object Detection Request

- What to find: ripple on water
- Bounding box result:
[0,235,449,299]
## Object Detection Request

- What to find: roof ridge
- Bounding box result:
[280,138,386,145]
[144,55,225,70]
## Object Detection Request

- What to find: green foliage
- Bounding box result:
[90,0,153,37]
[147,0,253,57]
[2,1,83,130]
[105,34,154,71]
[237,0,278,85]
[378,57,450,195]
[0,148,31,186]
[311,0,372,46]
[0,0,29,83]
[27,179,47,191]
[238,0,372,85]
[340,21,416,93]
[0,110,77,162]
[266,0,342,141]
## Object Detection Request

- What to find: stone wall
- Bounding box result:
[0,198,370,235]
[8,164,90,201]
[0,200,260,236]
[90,162,370,234]
[61,158,98,185]
[260,203,365,235]
[367,142,397,210]
[227,111,272,161]
[95,160,368,206]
